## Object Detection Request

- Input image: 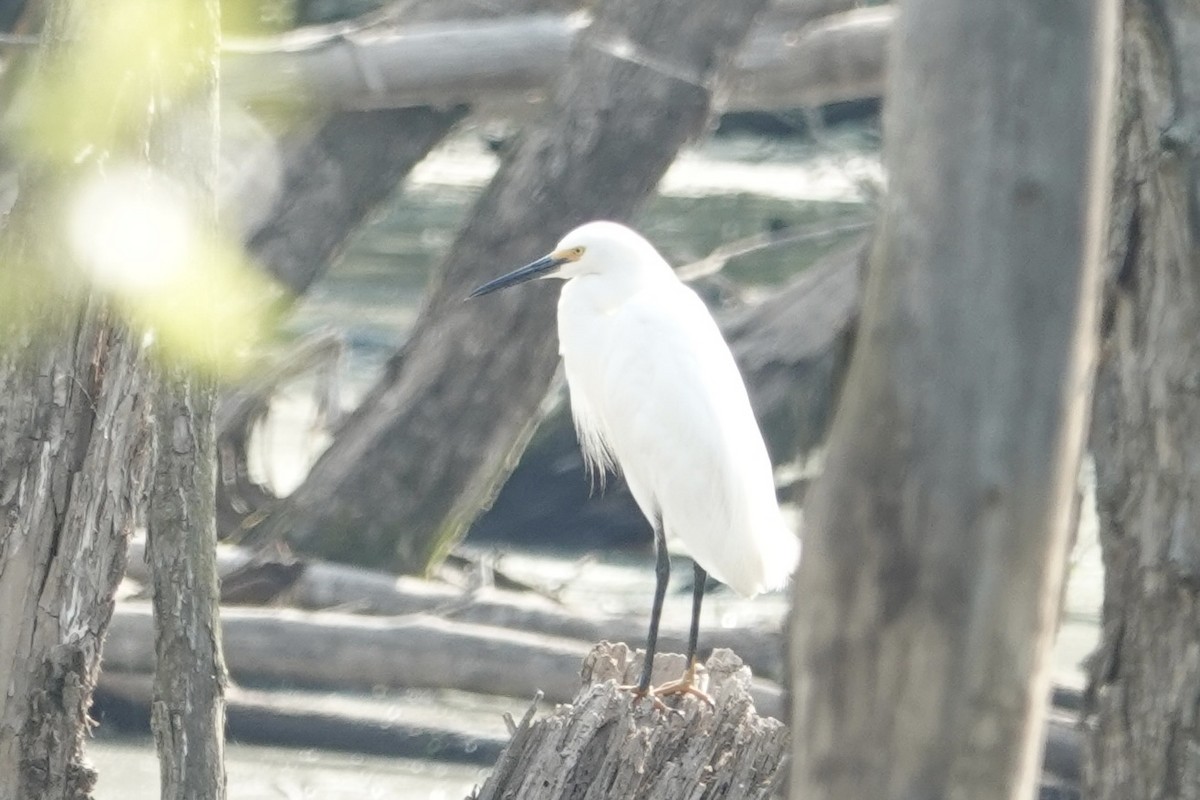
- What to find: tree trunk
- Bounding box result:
[148,371,229,800]
[140,3,230,797]
[241,108,465,296]
[0,297,150,800]
[1084,2,1200,797]
[788,1,1116,799]
[0,7,159,799]
[255,0,772,573]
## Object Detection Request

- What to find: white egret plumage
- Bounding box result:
[470,220,799,702]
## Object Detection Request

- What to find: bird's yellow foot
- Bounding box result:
[650,661,715,708]
[620,683,670,712]
[620,662,714,711]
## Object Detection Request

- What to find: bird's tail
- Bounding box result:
[755,514,801,594]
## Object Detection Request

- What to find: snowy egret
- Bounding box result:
[470,221,799,703]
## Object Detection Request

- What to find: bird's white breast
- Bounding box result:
[557,272,798,596]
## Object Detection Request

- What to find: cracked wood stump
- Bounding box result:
[473,643,788,800]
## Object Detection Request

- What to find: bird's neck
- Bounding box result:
[562,267,675,315]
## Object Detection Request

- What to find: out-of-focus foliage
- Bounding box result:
[0,0,282,374]
[223,0,298,35]
[11,4,210,162]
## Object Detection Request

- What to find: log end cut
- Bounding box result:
[472,642,789,800]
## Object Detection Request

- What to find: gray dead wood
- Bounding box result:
[94,672,506,765]
[726,6,893,113]
[232,0,575,298]
[725,239,863,460]
[787,0,1115,797]
[124,537,789,682]
[240,107,464,297]
[473,643,789,800]
[103,601,787,716]
[223,7,891,116]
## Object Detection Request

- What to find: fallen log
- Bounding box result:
[104,601,788,716]
[222,7,893,115]
[94,672,507,765]
[107,602,583,703]
[124,537,791,681]
[473,643,789,800]
[97,629,1081,791]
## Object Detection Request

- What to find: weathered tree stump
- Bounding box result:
[473,643,788,800]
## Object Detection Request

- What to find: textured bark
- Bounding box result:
[0,7,156,800]
[147,374,229,800]
[147,370,229,800]
[255,0,772,573]
[0,298,150,800]
[1084,2,1200,797]
[475,643,789,800]
[788,1,1115,799]
[138,2,229,797]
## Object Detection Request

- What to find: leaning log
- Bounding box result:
[473,643,789,800]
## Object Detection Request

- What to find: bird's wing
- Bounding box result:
[582,282,797,596]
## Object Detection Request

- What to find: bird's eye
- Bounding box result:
[571,247,585,258]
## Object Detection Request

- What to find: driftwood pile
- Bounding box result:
[97,540,1083,797]
[96,538,789,763]
[473,643,789,800]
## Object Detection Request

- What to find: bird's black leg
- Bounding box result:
[637,520,670,694]
[645,560,714,708]
[687,562,707,668]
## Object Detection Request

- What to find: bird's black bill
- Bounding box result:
[468,254,566,298]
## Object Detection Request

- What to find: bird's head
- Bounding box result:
[468,221,667,298]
